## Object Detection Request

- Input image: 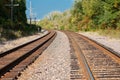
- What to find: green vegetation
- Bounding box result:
[38,11,78,32]
[71,0,120,31]
[1,0,120,40]
[98,29,120,39]
[0,0,40,42]
[71,0,120,38]
[39,0,120,38]
[0,0,27,28]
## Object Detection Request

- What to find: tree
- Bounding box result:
[99,0,120,29]
[71,0,120,30]
[0,0,27,28]
[16,0,27,24]
[38,10,75,31]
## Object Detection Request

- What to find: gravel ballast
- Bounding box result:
[1,30,120,80]
[17,31,71,80]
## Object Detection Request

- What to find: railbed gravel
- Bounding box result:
[17,31,71,80]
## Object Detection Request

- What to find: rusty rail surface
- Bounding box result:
[0,30,56,80]
[64,31,120,80]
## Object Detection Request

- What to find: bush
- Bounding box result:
[60,26,64,30]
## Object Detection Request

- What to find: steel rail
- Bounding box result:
[78,33,120,58]
[75,32,120,63]
[64,31,120,80]
[64,31,95,80]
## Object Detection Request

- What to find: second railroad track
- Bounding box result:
[0,30,56,80]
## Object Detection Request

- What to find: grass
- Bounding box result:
[0,24,40,43]
[97,29,120,39]
[80,27,120,39]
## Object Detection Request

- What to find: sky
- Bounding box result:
[26,0,74,20]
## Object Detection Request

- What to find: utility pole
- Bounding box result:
[35,17,36,25]
[33,13,37,25]
[5,0,19,27]
[29,0,36,26]
[29,1,32,25]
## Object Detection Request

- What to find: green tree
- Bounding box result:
[0,0,27,27]
[71,0,120,30]
[16,0,27,24]
[38,10,76,31]
[99,0,120,29]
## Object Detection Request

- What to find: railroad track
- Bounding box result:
[0,30,56,80]
[64,31,120,80]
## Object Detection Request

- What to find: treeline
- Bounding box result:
[0,0,39,41]
[71,0,120,31]
[38,11,77,31]
[39,0,120,31]
[0,0,27,29]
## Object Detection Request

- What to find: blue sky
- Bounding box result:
[26,0,74,20]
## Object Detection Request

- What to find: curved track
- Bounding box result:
[64,31,120,80]
[0,30,56,80]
